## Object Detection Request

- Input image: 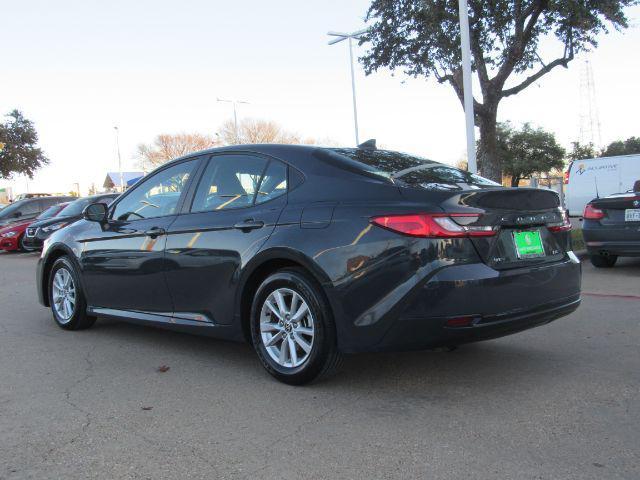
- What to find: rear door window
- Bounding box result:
[255,160,287,205]
[191,155,269,212]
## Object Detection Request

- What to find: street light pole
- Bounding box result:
[347,37,360,145]
[217,98,249,144]
[328,29,368,146]
[458,0,478,174]
[114,126,124,192]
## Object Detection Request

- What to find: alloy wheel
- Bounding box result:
[259,287,315,368]
[52,268,76,323]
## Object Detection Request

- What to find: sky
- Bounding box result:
[2,0,640,196]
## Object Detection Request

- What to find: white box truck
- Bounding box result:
[564,154,640,217]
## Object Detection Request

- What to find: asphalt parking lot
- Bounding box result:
[0,251,638,480]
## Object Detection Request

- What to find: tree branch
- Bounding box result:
[501,53,573,98]
[493,0,546,89]
[441,70,485,121]
[468,19,490,96]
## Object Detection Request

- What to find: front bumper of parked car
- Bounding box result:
[22,228,47,250]
[0,234,19,251]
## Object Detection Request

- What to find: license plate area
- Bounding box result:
[512,230,546,259]
[625,209,640,222]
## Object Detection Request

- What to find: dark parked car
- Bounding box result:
[23,193,119,250]
[0,196,74,228]
[582,182,640,267]
[36,143,581,384]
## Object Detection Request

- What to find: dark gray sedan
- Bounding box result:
[582,182,640,267]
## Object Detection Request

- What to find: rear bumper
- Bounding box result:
[337,256,582,353]
[585,242,640,257]
[583,224,640,257]
[374,295,580,352]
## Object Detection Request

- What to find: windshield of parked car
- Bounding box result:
[0,200,28,219]
[56,197,96,217]
[36,205,63,220]
[326,148,500,190]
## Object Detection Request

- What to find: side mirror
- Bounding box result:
[83,203,108,223]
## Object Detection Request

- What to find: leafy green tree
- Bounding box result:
[601,136,640,157]
[0,110,49,179]
[360,0,638,182]
[496,122,565,187]
[568,141,597,161]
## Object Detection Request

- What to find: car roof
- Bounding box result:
[167,144,324,169]
[85,193,118,199]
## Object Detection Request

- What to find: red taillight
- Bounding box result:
[584,204,605,220]
[548,209,572,232]
[563,169,570,185]
[371,214,496,238]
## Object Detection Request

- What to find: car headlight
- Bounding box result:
[1,231,17,237]
[42,222,68,233]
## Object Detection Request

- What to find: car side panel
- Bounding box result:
[164,195,286,325]
[261,199,479,351]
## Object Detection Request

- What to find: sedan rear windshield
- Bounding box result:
[324,148,500,190]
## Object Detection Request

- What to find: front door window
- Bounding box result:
[111,160,196,221]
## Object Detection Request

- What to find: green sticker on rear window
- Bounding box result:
[513,230,545,258]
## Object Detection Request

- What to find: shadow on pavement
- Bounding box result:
[88,316,570,398]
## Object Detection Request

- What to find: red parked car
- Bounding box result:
[0,203,69,252]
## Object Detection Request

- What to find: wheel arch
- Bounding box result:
[236,248,333,344]
[40,243,80,307]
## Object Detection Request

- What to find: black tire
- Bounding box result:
[19,235,36,253]
[250,268,341,385]
[590,254,618,268]
[48,256,96,330]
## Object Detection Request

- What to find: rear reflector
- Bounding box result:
[371,213,496,238]
[583,204,605,220]
[445,316,476,328]
[548,208,572,232]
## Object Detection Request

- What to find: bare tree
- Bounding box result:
[137,133,220,169]
[218,118,327,146]
[455,157,468,171]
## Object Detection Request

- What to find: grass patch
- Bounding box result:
[571,229,585,251]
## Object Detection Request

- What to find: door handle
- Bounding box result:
[144,227,166,238]
[233,219,264,231]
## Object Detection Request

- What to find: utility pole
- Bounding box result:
[579,58,602,147]
[114,126,124,192]
[458,0,478,174]
[217,98,249,144]
[327,29,368,146]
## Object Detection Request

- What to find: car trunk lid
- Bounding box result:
[400,187,569,269]
[589,193,640,225]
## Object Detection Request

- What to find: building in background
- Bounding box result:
[0,187,12,203]
[103,172,144,193]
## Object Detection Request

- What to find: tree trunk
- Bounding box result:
[476,107,502,183]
